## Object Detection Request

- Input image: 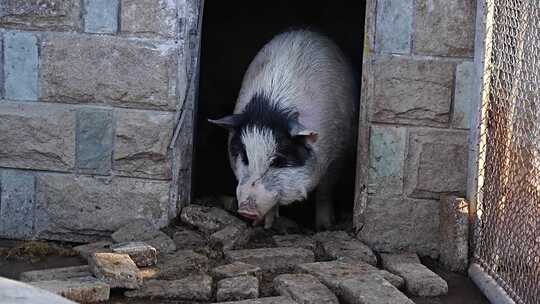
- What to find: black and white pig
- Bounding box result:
[209,29,357,229]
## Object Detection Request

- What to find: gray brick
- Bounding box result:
[0,0,81,31]
[4,31,38,101]
[83,0,119,34]
[121,0,177,38]
[453,61,474,129]
[368,126,406,196]
[376,0,413,54]
[0,170,35,239]
[77,108,114,175]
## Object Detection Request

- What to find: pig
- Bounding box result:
[209,29,357,230]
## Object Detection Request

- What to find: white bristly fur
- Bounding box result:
[241,126,277,177]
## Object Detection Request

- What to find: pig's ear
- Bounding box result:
[289,120,318,144]
[208,115,242,130]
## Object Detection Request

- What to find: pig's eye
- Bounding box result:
[270,155,288,168]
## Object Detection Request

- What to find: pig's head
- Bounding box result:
[209,95,318,223]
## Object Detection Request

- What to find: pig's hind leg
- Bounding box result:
[315,161,341,230]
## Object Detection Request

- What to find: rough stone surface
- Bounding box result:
[274,274,338,304]
[453,61,474,129]
[73,241,113,260]
[89,253,142,289]
[272,235,317,253]
[210,224,251,251]
[0,170,35,239]
[0,277,76,304]
[0,0,81,31]
[114,109,174,179]
[121,0,177,38]
[216,297,297,304]
[225,247,315,272]
[414,0,476,56]
[211,262,263,282]
[40,34,177,110]
[111,242,157,267]
[381,253,448,297]
[4,31,38,101]
[339,273,414,304]
[173,227,207,250]
[29,277,110,303]
[314,231,377,265]
[368,126,407,196]
[124,275,213,301]
[372,57,454,127]
[181,205,246,234]
[0,102,76,172]
[378,270,405,290]
[375,0,413,54]
[111,219,176,254]
[405,129,468,199]
[35,175,169,242]
[76,108,114,175]
[20,266,91,282]
[155,250,209,279]
[358,197,440,258]
[83,0,118,33]
[217,276,259,302]
[439,195,469,273]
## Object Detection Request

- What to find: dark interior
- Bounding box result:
[194,0,366,229]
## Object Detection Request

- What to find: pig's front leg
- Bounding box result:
[263,205,279,229]
[315,179,335,230]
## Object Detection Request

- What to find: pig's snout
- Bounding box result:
[238,197,260,220]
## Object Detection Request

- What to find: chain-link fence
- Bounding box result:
[472,1,540,303]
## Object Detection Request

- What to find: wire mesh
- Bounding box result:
[473,1,540,303]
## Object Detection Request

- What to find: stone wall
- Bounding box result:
[0,0,202,242]
[355,0,476,257]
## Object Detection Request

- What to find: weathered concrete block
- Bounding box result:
[405,129,468,199]
[155,250,209,279]
[371,57,454,127]
[211,262,262,282]
[35,174,169,242]
[210,224,251,251]
[0,0,81,31]
[339,273,414,304]
[83,0,118,33]
[314,231,377,266]
[273,234,317,253]
[0,170,35,239]
[111,242,157,267]
[173,227,207,250]
[121,0,177,38]
[358,197,440,258]
[381,253,448,297]
[124,275,213,301]
[453,61,475,129]
[30,277,110,303]
[414,0,476,56]
[216,296,297,304]
[40,34,178,110]
[111,219,176,254]
[73,241,113,260]
[114,109,174,179]
[225,247,314,272]
[376,0,413,54]
[20,266,91,282]
[274,274,338,304]
[0,102,76,172]
[439,195,469,272]
[4,31,38,101]
[181,205,246,234]
[217,276,259,302]
[1,277,77,304]
[368,126,407,196]
[89,253,141,289]
[76,108,114,175]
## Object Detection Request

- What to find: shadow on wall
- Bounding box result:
[194,0,366,228]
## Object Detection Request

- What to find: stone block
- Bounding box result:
[414,0,475,56]
[217,276,259,302]
[30,277,110,303]
[216,296,297,304]
[173,227,207,250]
[210,224,251,251]
[211,262,262,282]
[376,0,413,54]
[4,31,38,101]
[225,247,315,272]
[20,266,91,282]
[0,170,35,239]
[83,0,118,33]
[273,234,317,253]
[40,34,178,110]
[368,126,406,196]
[111,242,157,267]
[378,270,405,290]
[76,108,114,175]
[73,241,113,260]
[314,231,377,266]
[0,102,76,172]
[339,273,414,304]
[358,197,440,258]
[121,0,177,38]
[111,219,176,254]
[405,129,468,199]
[274,274,338,304]
[155,250,209,279]
[372,57,454,127]
[381,253,448,297]
[124,275,213,301]
[1,277,77,304]
[439,195,469,272]
[114,109,174,179]
[0,0,81,31]
[453,61,475,129]
[35,174,169,242]
[0,33,3,99]
[181,205,246,234]
[89,252,141,289]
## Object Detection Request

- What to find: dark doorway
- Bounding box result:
[194,0,366,229]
